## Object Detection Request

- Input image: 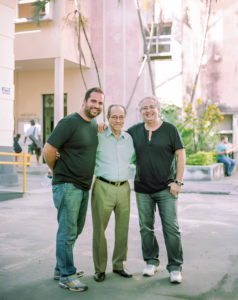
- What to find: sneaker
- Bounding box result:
[142,264,159,276]
[54,269,84,280]
[59,274,88,292]
[170,271,182,283]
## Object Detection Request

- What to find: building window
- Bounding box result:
[145,25,172,60]
[15,0,52,24]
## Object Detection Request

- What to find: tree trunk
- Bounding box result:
[190,0,211,104]
[78,15,87,90]
[134,0,155,95]
[79,13,106,122]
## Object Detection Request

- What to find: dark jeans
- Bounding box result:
[136,187,183,272]
[52,183,89,278]
[218,156,236,176]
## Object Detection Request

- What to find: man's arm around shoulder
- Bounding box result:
[43,142,57,171]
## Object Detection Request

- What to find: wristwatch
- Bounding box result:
[175,180,184,186]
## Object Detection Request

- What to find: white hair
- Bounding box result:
[139,95,161,110]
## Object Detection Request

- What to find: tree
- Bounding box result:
[127,0,165,109]
[190,0,211,104]
[178,99,224,155]
[32,0,106,121]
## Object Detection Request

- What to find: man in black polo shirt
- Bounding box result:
[43,87,104,292]
[127,95,185,284]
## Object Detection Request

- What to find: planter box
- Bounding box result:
[184,163,225,181]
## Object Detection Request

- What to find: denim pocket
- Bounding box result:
[63,184,83,212]
[52,185,60,209]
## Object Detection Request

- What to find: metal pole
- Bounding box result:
[23,152,26,194]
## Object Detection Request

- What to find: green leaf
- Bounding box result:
[32,0,55,26]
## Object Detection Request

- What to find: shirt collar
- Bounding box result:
[106,126,126,139]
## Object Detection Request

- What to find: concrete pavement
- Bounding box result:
[0,183,238,300]
[181,171,238,195]
[1,169,237,199]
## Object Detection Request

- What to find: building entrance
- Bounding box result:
[42,94,67,145]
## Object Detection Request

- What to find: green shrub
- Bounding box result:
[211,151,218,164]
[186,151,214,165]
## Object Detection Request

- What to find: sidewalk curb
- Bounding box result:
[180,191,230,195]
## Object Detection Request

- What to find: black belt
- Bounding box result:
[97,177,127,186]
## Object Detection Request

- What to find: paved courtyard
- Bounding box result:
[0,179,238,300]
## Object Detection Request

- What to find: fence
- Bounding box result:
[0,152,31,193]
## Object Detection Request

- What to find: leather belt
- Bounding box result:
[97,177,127,187]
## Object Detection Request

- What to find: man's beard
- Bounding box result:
[84,104,101,119]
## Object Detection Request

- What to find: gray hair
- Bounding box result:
[139,95,161,110]
[107,104,127,117]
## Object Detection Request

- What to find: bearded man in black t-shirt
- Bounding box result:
[43,87,105,292]
[127,95,185,284]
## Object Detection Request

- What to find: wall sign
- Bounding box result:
[20,113,37,117]
[2,87,10,94]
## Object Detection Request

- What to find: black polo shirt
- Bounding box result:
[128,121,184,194]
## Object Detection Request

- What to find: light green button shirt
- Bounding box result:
[94,126,136,182]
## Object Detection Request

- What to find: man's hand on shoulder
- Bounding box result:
[168,182,181,196]
[98,123,108,133]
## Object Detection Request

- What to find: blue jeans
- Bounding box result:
[52,183,89,278]
[218,156,236,175]
[136,187,183,272]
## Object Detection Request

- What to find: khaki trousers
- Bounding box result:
[91,177,130,273]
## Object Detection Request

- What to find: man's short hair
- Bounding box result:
[107,104,127,117]
[85,87,105,101]
[221,136,227,141]
[139,95,161,110]
[30,120,35,125]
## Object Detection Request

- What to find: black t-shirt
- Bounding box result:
[47,113,98,191]
[128,122,184,194]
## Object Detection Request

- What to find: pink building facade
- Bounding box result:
[6,0,238,163]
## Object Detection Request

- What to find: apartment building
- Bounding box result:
[0,0,237,169]
[13,0,185,152]
[0,0,16,184]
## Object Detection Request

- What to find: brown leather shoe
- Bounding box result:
[113,269,132,278]
[94,272,105,282]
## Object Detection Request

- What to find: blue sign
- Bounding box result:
[2,87,10,95]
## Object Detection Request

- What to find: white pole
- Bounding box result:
[54,57,64,127]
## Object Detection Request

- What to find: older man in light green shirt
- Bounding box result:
[92,104,136,283]
[94,127,136,181]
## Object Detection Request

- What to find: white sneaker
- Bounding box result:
[59,274,88,292]
[170,271,182,283]
[143,264,159,276]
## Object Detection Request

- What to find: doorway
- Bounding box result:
[42,94,67,145]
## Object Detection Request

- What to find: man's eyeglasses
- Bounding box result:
[141,106,157,111]
[110,116,125,120]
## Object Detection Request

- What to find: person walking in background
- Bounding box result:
[43,87,105,292]
[92,104,136,283]
[217,136,236,176]
[127,95,185,284]
[24,120,42,165]
[13,133,23,163]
